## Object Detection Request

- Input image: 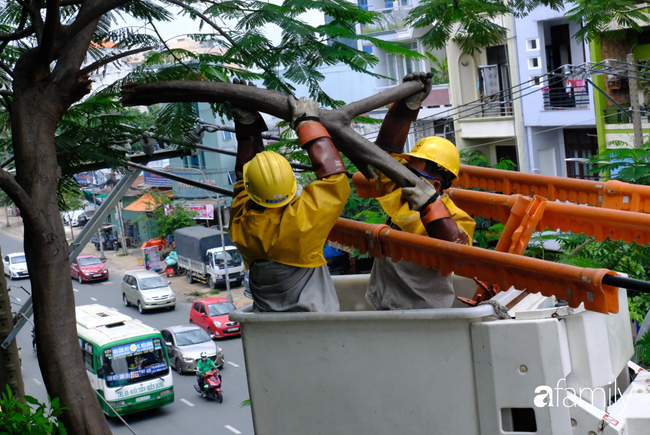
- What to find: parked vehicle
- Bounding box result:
[175,226,245,288]
[161,325,224,374]
[91,225,131,251]
[121,270,176,313]
[76,304,174,417]
[71,255,108,283]
[189,297,240,339]
[3,252,28,280]
[61,209,88,227]
[194,368,223,403]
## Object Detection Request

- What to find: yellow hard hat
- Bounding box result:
[400,137,460,178]
[243,151,297,208]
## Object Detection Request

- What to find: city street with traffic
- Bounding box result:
[2,210,254,435]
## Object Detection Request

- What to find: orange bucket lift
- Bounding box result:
[342,167,650,315]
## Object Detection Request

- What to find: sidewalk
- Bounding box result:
[0,208,251,308]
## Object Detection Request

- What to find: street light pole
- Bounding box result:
[216,194,232,303]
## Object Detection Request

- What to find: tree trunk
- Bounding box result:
[0,246,25,401]
[11,80,112,434]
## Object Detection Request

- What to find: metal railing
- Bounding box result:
[542,87,590,110]
[465,98,513,118]
[603,106,632,124]
[360,4,413,34]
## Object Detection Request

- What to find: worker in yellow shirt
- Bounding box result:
[363,72,476,310]
[227,80,350,312]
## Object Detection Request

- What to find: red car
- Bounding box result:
[71,255,109,283]
[189,297,240,339]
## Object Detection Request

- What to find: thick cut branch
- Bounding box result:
[79,46,154,76]
[121,80,423,187]
[0,61,14,78]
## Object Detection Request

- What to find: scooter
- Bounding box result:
[194,369,223,403]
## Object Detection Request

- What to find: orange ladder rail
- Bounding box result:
[455,165,650,213]
[328,218,619,315]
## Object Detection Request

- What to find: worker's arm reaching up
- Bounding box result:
[402,176,470,245]
[226,79,268,181]
[289,97,347,179]
[375,72,433,154]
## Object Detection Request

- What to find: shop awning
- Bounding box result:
[124,192,172,212]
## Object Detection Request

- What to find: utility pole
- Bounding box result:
[4,204,9,227]
[92,172,106,260]
[628,53,644,148]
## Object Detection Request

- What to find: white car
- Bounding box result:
[3,252,29,280]
[62,209,88,226]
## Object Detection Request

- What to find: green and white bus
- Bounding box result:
[76,304,174,416]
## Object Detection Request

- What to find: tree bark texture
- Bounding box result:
[0,246,25,401]
[1,15,114,435]
[121,80,424,187]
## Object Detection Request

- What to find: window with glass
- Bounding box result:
[174,329,211,346]
[207,302,237,317]
[213,249,244,267]
[103,338,169,387]
[79,257,102,266]
[138,276,168,290]
[386,42,419,84]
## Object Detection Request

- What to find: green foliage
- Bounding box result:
[587,143,650,185]
[425,52,449,85]
[137,192,198,238]
[634,332,650,368]
[406,0,645,54]
[630,295,650,325]
[239,398,251,408]
[459,149,516,171]
[0,385,67,435]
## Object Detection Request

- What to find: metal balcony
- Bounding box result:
[360,4,413,34]
[542,87,589,110]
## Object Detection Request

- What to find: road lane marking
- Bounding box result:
[225,425,241,434]
[33,379,42,386]
[227,361,239,368]
[180,398,194,407]
[73,288,79,292]
[90,297,97,301]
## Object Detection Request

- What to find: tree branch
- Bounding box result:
[0,61,14,78]
[0,26,36,42]
[79,46,154,76]
[65,0,131,43]
[166,0,295,95]
[41,0,62,62]
[0,168,53,236]
[121,80,424,187]
[0,9,28,55]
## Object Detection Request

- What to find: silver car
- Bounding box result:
[122,270,176,313]
[161,325,225,374]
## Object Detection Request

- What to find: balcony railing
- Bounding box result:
[603,106,632,124]
[360,4,413,34]
[542,87,589,110]
[465,98,513,118]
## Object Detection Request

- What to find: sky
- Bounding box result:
[118,2,325,46]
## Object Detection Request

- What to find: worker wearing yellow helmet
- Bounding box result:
[361,72,476,310]
[227,79,350,312]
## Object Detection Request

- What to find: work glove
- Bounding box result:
[402,72,434,110]
[224,78,259,125]
[402,176,440,212]
[289,96,320,130]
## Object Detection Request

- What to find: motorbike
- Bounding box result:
[194,369,223,403]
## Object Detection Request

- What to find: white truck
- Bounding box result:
[175,226,245,289]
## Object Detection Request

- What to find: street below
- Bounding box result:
[2,230,254,435]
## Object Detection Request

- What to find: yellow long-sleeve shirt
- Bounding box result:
[229,173,351,269]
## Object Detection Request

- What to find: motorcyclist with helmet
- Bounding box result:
[197,351,220,397]
[227,79,350,313]
[360,72,476,310]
